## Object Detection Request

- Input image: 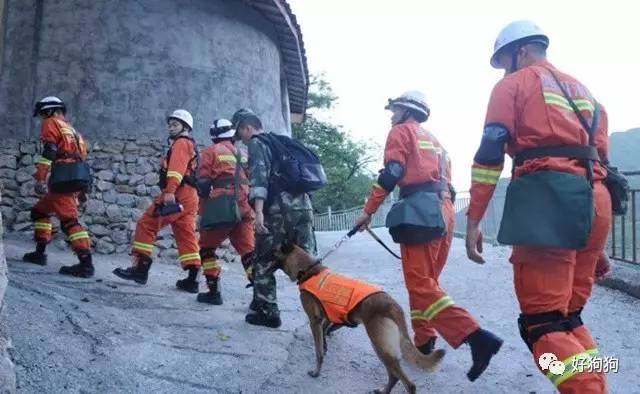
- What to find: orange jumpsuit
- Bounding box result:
[299,268,383,325]
[469,60,609,393]
[198,140,255,278]
[131,137,201,269]
[364,121,480,348]
[31,115,91,255]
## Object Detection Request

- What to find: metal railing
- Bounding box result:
[608,189,639,264]
[314,186,640,266]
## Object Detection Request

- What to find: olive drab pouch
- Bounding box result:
[385,191,446,244]
[199,152,242,230]
[604,164,630,215]
[49,129,91,193]
[50,161,92,193]
[497,171,593,249]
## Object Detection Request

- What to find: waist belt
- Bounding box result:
[513,145,600,167]
[399,181,445,199]
[211,177,249,188]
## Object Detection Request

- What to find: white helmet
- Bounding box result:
[167,109,193,130]
[33,96,66,117]
[490,20,549,68]
[385,90,430,122]
[210,118,236,139]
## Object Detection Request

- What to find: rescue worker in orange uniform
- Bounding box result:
[195,119,255,305]
[113,110,201,290]
[354,91,503,382]
[23,96,94,277]
[465,21,610,393]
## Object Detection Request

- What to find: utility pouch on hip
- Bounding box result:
[50,161,92,193]
[497,171,593,249]
[385,191,446,244]
[200,194,241,230]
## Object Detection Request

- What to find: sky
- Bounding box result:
[288,0,640,190]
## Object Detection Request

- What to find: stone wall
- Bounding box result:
[0,189,17,393]
[0,0,291,142]
[0,137,233,260]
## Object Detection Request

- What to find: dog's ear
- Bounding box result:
[280,239,295,254]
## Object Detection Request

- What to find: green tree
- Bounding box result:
[293,74,377,213]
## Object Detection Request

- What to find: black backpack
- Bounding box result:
[255,133,327,194]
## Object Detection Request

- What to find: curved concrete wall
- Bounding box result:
[0,0,291,142]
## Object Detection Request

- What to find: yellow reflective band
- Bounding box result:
[586,348,599,357]
[34,223,52,230]
[411,296,455,321]
[471,168,501,185]
[424,296,455,320]
[68,231,90,242]
[544,92,595,113]
[133,241,154,252]
[202,260,221,270]
[372,182,384,191]
[546,351,594,387]
[418,140,442,153]
[217,155,237,163]
[178,253,201,262]
[166,171,183,182]
[37,158,52,166]
[240,156,248,163]
[317,271,332,289]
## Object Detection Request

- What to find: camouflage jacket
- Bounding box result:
[247,132,313,213]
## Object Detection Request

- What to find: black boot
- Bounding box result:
[113,255,152,284]
[466,328,503,382]
[176,267,199,293]
[59,253,95,278]
[245,309,282,328]
[22,242,48,266]
[249,298,264,312]
[197,276,222,305]
[418,337,437,355]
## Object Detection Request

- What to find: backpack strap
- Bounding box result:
[513,68,601,184]
[165,135,199,188]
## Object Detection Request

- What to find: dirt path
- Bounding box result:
[4,231,639,393]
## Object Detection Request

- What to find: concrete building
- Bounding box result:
[0,0,308,140]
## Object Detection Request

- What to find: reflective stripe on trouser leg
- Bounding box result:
[132,204,162,257]
[171,211,201,269]
[202,258,222,278]
[67,227,91,253]
[411,295,456,321]
[178,252,201,269]
[401,241,480,348]
[33,219,52,242]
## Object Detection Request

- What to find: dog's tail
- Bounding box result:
[392,304,445,372]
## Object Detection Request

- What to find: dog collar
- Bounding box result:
[296,259,323,284]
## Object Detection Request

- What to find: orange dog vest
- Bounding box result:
[299,268,383,325]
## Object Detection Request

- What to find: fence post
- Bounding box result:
[327,206,332,228]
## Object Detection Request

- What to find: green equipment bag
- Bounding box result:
[199,152,242,230]
[386,191,446,244]
[50,161,92,193]
[497,170,593,249]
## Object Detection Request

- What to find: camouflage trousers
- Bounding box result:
[252,208,316,316]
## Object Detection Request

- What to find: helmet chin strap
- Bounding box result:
[510,45,521,74]
[398,108,412,125]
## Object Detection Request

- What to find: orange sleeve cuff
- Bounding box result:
[34,164,49,182]
[165,178,180,194]
[364,184,389,215]
[467,183,496,221]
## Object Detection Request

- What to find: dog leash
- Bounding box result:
[364,227,401,260]
[318,226,402,262]
[318,226,360,262]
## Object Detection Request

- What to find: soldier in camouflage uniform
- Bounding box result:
[232,108,316,328]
